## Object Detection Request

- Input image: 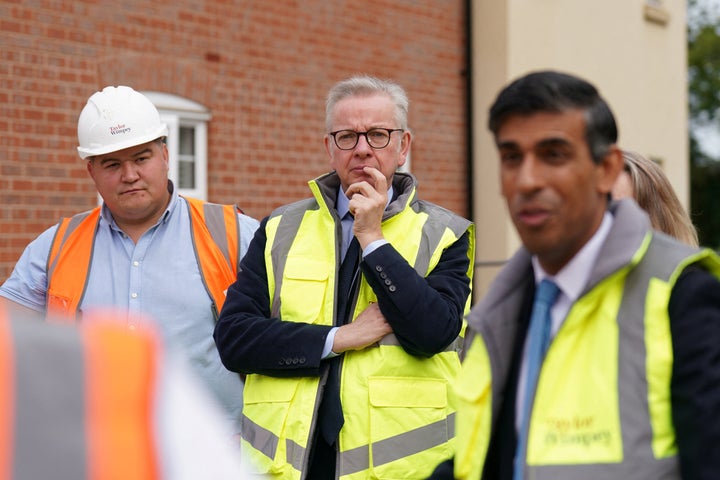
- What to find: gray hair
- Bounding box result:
[325,75,409,132]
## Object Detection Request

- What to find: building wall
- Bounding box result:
[471,0,687,295]
[0,0,469,281]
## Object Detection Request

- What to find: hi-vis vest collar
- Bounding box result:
[46,196,241,321]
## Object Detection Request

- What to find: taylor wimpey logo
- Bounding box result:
[109,124,132,136]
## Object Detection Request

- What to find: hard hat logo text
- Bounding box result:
[109,124,132,136]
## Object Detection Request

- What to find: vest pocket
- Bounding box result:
[47,291,74,320]
[367,376,451,479]
[281,259,329,324]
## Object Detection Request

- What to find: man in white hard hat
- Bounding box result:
[0,85,259,437]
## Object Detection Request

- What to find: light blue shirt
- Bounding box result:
[0,187,259,435]
[324,186,393,357]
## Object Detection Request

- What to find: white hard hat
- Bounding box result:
[77,85,168,159]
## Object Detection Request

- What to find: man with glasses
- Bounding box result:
[214,75,475,479]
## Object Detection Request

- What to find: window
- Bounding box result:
[142,92,211,200]
[644,0,669,26]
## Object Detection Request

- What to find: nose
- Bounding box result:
[120,161,140,182]
[353,133,373,155]
[515,154,544,192]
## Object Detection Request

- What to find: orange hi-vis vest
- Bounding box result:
[0,303,161,480]
[46,196,241,321]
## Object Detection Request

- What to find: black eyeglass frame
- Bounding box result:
[328,128,404,150]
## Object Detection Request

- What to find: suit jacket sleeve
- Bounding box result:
[361,230,472,357]
[669,265,720,480]
[213,217,333,377]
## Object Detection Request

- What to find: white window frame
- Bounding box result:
[142,92,211,200]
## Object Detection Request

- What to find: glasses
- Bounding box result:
[329,128,404,150]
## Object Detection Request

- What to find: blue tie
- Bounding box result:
[514,279,561,480]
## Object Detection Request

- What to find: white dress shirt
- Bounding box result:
[515,212,613,430]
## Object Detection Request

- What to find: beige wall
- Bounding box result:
[471,0,687,297]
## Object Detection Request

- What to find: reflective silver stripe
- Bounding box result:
[531,456,679,480]
[339,442,369,476]
[12,319,87,480]
[268,199,317,318]
[339,413,456,476]
[617,235,688,464]
[242,414,307,473]
[47,210,93,278]
[413,212,445,277]
[285,437,307,473]
[412,204,470,277]
[241,414,279,462]
[378,333,461,352]
[202,202,232,267]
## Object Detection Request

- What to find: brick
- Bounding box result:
[0,0,468,280]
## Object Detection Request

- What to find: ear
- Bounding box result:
[597,145,623,195]
[324,134,332,159]
[397,130,412,167]
[86,159,95,179]
[161,142,170,170]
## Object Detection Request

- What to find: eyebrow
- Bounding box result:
[496,137,572,150]
[99,148,153,165]
[496,140,519,150]
[536,137,572,148]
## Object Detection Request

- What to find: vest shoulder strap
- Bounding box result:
[182,196,241,318]
[46,208,101,321]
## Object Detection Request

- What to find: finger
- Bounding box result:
[345,180,372,199]
[363,167,388,194]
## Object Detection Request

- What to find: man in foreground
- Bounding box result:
[431,70,720,480]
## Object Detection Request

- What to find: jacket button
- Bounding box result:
[384,279,392,286]
[375,265,383,272]
[389,285,397,292]
[380,272,388,279]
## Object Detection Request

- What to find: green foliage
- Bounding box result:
[688,0,720,248]
[690,137,720,249]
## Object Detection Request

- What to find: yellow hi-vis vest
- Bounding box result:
[45,196,242,322]
[452,203,720,480]
[241,173,475,480]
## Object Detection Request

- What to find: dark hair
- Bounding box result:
[488,71,618,164]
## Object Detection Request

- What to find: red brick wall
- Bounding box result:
[0,0,468,281]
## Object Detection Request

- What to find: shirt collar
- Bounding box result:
[532,211,613,302]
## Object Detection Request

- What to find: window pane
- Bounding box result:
[179,126,196,189]
[180,126,195,155]
[178,160,195,189]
